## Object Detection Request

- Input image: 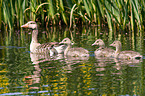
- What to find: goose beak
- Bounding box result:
[59,42,63,45]
[92,43,95,46]
[109,43,113,46]
[21,24,28,28]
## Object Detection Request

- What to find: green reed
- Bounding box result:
[1,0,145,32]
[0,0,2,29]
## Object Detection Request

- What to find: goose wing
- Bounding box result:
[67,47,89,57]
[120,51,142,59]
[35,42,59,53]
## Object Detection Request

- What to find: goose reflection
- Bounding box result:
[25,52,64,89]
[61,54,89,74]
[65,56,89,63]
[93,56,142,77]
[24,53,43,89]
[94,57,114,76]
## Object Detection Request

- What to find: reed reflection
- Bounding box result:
[24,52,62,90]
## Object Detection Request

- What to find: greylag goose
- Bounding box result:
[110,40,142,60]
[59,38,89,57]
[92,39,115,57]
[21,21,65,54]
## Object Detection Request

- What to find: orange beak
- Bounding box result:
[21,24,29,28]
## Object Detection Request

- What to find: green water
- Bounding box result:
[0,26,144,95]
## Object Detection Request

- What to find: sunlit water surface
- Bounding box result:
[0,26,145,95]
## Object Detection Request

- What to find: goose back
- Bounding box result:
[92,39,115,57]
[59,38,89,57]
[21,21,66,54]
[110,40,142,60]
[67,47,89,57]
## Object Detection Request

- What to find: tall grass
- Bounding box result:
[1,0,145,32]
[0,0,2,30]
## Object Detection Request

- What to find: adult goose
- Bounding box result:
[92,39,115,57]
[21,21,65,54]
[110,40,142,60]
[59,38,89,57]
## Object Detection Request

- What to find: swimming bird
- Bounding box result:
[21,21,65,55]
[59,38,89,57]
[92,39,115,57]
[110,40,142,60]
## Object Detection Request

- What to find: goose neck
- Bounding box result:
[31,29,38,43]
[64,44,71,55]
[114,45,121,58]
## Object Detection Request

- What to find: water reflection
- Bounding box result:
[25,51,143,95]
[24,53,42,90]
[0,26,144,95]
[64,56,89,64]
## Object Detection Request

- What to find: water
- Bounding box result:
[0,26,144,95]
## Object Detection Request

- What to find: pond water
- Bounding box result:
[0,26,145,95]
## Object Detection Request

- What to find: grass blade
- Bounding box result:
[83,0,90,17]
[0,0,2,29]
[70,4,77,28]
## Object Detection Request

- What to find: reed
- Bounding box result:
[1,0,145,32]
[0,0,2,29]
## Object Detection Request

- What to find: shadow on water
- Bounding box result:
[0,26,145,95]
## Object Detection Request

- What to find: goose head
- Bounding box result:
[59,38,72,45]
[110,40,122,51]
[21,21,37,29]
[92,39,105,47]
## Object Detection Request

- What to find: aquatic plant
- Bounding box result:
[1,0,145,31]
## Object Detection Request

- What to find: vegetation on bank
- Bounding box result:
[0,0,145,31]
